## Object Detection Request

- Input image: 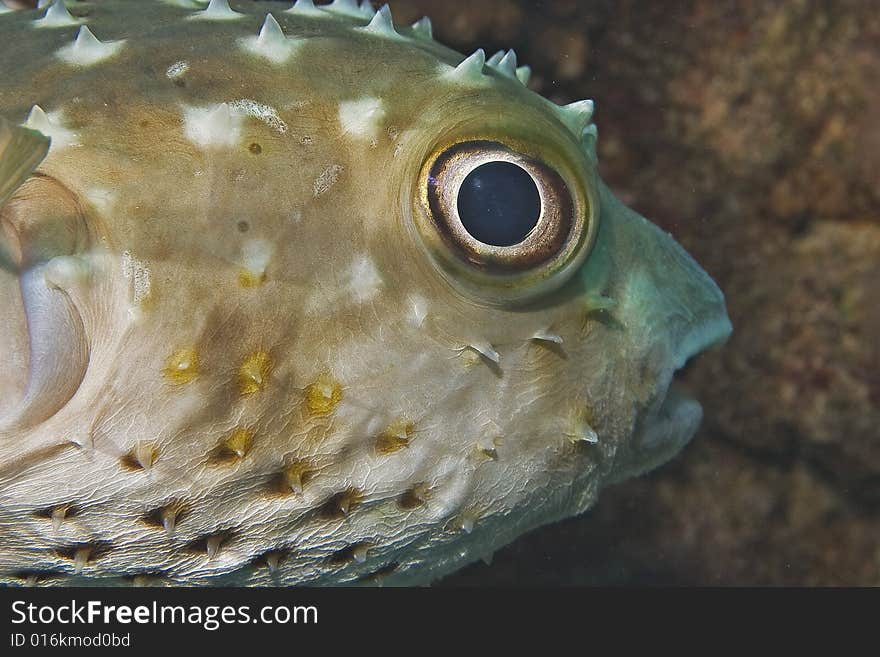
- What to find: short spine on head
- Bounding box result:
[189,0,242,21]
[441,43,598,153]
[24,105,78,151]
[239,13,299,64]
[56,26,126,67]
[358,5,402,40]
[446,49,487,84]
[411,16,432,40]
[35,0,80,28]
[323,0,375,20]
[286,0,324,16]
[486,49,519,78]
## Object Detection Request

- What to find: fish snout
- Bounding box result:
[595,183,732,480]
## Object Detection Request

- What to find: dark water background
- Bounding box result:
[373,0,878,585]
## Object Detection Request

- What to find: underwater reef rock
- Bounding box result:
[393,0,879,585]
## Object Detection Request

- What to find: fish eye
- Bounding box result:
[456,161,541,247]
[417,139,597,304]
[425,141,574,271]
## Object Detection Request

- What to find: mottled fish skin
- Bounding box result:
[0,0,731,586]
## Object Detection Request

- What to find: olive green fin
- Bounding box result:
[0,115,50,208]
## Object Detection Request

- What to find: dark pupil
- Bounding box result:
[456,161,541,247]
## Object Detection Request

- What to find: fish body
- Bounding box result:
[0,0,731,586]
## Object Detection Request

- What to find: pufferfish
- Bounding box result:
[0,0,732,586]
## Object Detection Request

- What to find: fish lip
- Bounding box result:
[665,305,733,411]
[671,310,733,372]
[633,306,733,460]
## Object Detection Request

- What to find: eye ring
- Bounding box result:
[426,140,574,272]
[413,136,597,306]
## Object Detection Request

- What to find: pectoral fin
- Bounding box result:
[0,118,89,431]
[0,115,50,208]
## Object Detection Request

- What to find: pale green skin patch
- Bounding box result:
[0,0,731,585]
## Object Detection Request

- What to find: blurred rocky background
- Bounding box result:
[377,0,878,585]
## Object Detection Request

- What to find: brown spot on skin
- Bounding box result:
[185,532,232,559]
[128,573,169,587]
[12,570,65,585]
[32,504,79,521]
[398,484,428,510]
[56,542,112,565]
[237,220,249,233]
[141,501,188,535]
[120,442,158,470]
[329,542,370,564]
[355,562,400,583]
[262,551,286,572]
[249,142,262,155]
[319,489,363,519]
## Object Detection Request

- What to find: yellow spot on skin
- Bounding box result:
[238,268,266,287]
[222,427,253,459]
[282,460,314,494]
[305,373,342,417]
[375,418,414,454]
[564,405,599,445]
[461,349,482,368]
[164,348,199,384]
[238,351,271,395]
[476,436,502,461]
[122,441,158,470]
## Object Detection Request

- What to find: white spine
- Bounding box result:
[411,16,432,40]
[446,49,487,83]
[35,0,80,28]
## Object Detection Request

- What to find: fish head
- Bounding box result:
[0,2,731,584]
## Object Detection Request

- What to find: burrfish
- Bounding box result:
[0,0,732,585]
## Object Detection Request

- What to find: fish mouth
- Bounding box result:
[618,310,733,480]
